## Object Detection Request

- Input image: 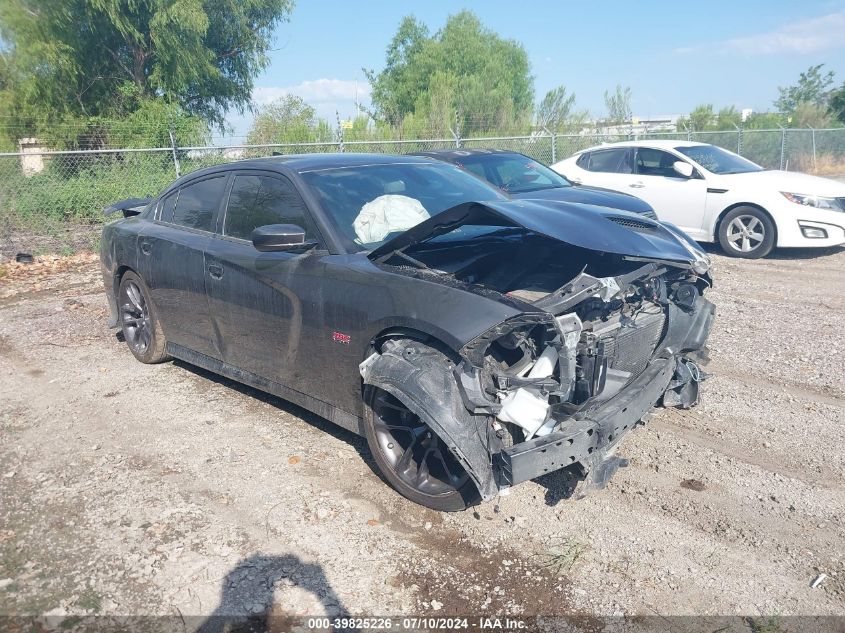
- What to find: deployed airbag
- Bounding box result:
[353,195,430,244]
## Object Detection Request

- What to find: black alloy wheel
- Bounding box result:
[118,271,169,363]
[363,387,479,511]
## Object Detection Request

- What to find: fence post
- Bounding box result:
[734,124,743,155]
[452,109,462,148]
[810,126,817,172]
[336,111,344,152]
[544,127,556,164]
[779,127,787,170]
[168,128,181,178]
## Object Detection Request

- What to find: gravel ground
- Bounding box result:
[1,246,844,626]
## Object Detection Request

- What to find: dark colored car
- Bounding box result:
[101,153,714,511]
[412,148,657,218]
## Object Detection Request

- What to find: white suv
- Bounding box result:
[552,140,845,258]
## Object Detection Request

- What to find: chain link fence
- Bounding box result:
[1,127,844,260]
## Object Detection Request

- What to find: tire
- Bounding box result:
[362,385,480,512]
[717,206,775,258]
[117,271,169,364]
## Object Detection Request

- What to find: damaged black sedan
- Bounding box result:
[101,154,714,511]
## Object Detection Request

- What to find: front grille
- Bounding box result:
[599,310,667,378]
[608,216,658,231]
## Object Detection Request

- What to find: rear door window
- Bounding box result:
[171,176,227,232]
[159,191,179,222]
[584,148,632,173]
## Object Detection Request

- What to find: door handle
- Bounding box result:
[629,182,645,189]
[140,241,152,255]
[208,264,224,280]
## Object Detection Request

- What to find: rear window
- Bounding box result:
[452,153,571,193]
[171,176,227,232]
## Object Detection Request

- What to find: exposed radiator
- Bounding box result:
[597,309,667,378]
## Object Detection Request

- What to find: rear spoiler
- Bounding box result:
[103,198,152,218]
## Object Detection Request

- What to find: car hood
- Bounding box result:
[512,185,655,215]
[717,169,845,197]
[368,199,705,266]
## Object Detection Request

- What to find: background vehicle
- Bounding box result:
[101,154,713,511]
[552,141,845,258]
[413,149,656,218]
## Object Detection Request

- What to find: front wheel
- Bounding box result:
[363,386,479,512]
[118,271,169,364]
[717,206,775,258]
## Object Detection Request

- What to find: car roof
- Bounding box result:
[575,139,708,154]
[411,148,521,161]
[237,152,437,171]
[159,153,451,198]
[175,153,440,183]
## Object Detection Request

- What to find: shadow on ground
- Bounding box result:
[534,466,584,507]
[196,554,350,633]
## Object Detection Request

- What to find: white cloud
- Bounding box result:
[676,11,845,56]
[252,79,371,120]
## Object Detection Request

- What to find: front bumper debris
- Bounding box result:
[495,355,677,488]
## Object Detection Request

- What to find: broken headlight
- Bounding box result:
[691,255,711,276]
[659,221,712,276]
[460,313,557,367]
[781,192,842,211]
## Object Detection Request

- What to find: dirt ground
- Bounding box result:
[1,245,844,627]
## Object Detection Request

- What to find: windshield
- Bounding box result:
[298,162,506,251]
[453,153,572,193]
[675,145,763,174]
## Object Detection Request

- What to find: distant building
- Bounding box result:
[576,114,684,136]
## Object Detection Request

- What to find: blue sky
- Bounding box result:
[223,0,845,139]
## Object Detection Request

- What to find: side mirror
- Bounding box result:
[251,224,307,252]
[673,161,694,178]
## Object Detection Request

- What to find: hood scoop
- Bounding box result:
[607,216,658,232]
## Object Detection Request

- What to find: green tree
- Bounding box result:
[791,101,835,128]
[683,104,715,131]
[715,106,742,130]
[603,84,632,125]
[829,83,845,125]
[774,64,835,115]
[744,111,785,129]
[536,86,585,133]
[0,0,293,129]
[365,11,534,136]
[246,95,333,145]
[678,104,745,132]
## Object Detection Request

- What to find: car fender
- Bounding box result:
[360,339,498,500]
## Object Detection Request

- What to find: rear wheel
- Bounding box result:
[717,206,775,258]
[363,386,479,511]
[118,271,169,364]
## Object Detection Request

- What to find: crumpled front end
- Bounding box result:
[490,299,713,494]
[362,208,716,500]
[361,262,714,501]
